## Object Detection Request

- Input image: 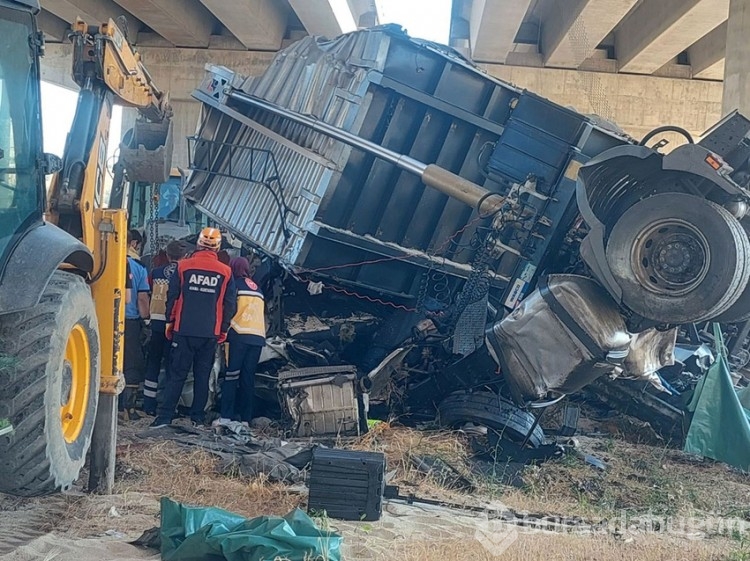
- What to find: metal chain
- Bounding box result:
[449,228,496,326]
[149,182,159,254]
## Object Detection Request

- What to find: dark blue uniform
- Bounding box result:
[220,276,266,422]
[142,262,177,415]
[155,250,236,425]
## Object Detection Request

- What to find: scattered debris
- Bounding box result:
[130,527,160,550]
[182,26,750,473]
[139,424,314,483]
[409,455,475,492]
[103,529,126,539]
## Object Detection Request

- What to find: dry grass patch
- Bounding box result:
[499,436,750,520]
[377,531,734,561]
[113,439,303,519]
[54,421,750,561]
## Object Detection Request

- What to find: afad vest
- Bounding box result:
[230,277,266,345]
[149,262,177,322]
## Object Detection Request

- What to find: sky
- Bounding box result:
[39,0,449,159]
[41,81,122,165]
[376,0,452,43]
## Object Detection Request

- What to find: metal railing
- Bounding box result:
[186,136,296,240]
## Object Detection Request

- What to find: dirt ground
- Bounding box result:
[2,411,750,561]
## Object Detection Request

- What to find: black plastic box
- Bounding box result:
[307,448,386,521]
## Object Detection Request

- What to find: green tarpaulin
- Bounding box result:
[684,324,750,471]
[160,497,342,561]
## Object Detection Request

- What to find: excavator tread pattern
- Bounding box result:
[0,271,99,496]
[438,391,545,448]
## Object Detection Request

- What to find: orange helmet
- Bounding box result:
[197,227,222,251]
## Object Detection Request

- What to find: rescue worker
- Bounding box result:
[151,228,237,427]
[214,256,266,427]
[142,240,189,416]
[123,229,150,419]
[217,249,231,266]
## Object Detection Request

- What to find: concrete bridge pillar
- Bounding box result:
[723,0,750,115]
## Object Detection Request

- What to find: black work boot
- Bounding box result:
[118,385,142,421]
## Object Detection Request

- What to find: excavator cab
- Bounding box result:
[126,168,210,260]
[0,2,48,277]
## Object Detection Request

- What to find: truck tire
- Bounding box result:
[606,193,750,324]
[714,219,750,323]
[0,271,100,496]
[438,391,545,448]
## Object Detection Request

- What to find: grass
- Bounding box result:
[496,435,750,521]
[113,440,303,519]
[372,531,734,561]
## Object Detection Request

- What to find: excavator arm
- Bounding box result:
[48,18,173,247]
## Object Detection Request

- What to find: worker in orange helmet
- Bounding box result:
[151,227,237,427]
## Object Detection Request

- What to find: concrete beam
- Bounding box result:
[347,0,378,27]
[198,0,288,50]
[40,40,77,90]
[288,0,357,38]
[723,0,750,115]
[616,0,729,74]
[483,63,723,143]
[135,32,250,51]
[42,0,143,32]
[696,59,725,80]
[112,0,215,48]
[540,0,639,68]
[688,21,727,79]
[37,9,70,42]
[469,0,533,63]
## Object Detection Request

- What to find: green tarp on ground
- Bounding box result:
[684,325,750,471]
[160,497,342,561]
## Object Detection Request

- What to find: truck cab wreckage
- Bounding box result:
[180,25,750,449]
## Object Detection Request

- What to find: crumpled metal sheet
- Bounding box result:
[194,111,333,260]
[188,30,378,262]
[620,327,677,392]
[489,274,631,402]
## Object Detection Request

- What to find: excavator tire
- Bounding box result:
[0,271,100,496]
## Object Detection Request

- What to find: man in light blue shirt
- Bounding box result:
[122,230,150,418]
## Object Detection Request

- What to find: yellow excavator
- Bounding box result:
[0,1,172,496]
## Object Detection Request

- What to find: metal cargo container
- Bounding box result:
[185,25,630,310]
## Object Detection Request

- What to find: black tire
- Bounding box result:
[437,391,545,448]
[0,271,100,496]
[714,219,750,323]
[606,193,750,324]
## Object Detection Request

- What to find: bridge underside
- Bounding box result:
[36,0,750,165]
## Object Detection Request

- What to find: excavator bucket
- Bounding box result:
[119,116,174,184]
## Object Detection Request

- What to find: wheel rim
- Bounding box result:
[61,324,91,444]
[630,219,710,296]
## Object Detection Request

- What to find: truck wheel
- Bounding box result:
[714,220,750,323]
[606,193,750,324]
[0,271,100,496]
[438,391,545,448]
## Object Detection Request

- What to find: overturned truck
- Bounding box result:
[184,26,750,441]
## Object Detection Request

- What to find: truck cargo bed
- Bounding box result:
[186,25,629,308]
